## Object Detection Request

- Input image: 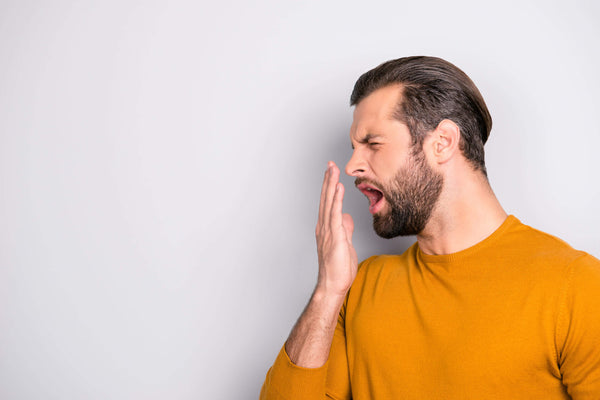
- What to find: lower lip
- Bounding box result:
[369,197,385,215]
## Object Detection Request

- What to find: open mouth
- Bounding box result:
[356,183,385,214]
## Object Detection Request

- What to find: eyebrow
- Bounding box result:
[351,133,383,149]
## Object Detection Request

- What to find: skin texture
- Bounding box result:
[285,84,507,368]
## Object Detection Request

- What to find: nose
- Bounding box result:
[345,149,366,177]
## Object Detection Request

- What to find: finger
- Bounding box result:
[323,162,340,227]
[330,182,344,229]
[317,164,330,228]
[342,213,354,243]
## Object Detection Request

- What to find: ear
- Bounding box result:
[427,119,461,165]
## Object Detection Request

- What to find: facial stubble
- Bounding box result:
[372,150,444,238]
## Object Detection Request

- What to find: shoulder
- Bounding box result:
[555,252,600,385]
[564,253,600,291]
[556,252,600,314]
[357,242,418,270]
[500,216,589,268]
[353,243,419,285]
[346,245,418,311]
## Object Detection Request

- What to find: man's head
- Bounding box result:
[346,56,492,237]
[350,56,492,176]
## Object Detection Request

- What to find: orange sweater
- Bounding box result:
[261,216,600,399]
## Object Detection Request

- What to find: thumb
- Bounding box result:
[342,213,354,243]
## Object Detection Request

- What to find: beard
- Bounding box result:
[361,150,443,238]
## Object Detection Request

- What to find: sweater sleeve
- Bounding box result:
[259,299,351,400]
[557,253,600,399]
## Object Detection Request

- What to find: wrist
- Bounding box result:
[311,286,347,309]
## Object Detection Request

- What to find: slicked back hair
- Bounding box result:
[350,56,492,176]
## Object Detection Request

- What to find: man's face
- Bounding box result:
[346,85,443,237]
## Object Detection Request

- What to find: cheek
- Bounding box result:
[372,152,400,178]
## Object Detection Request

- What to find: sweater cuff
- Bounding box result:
[264,344,328,399]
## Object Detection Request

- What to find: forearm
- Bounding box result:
[285,289,346,368]
[260,289,347,400]
[261,162,355,399]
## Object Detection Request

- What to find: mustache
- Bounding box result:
[354,177,382,189]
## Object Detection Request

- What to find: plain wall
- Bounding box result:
[1,0,599,399]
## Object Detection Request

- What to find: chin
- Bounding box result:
[372,209,425,238]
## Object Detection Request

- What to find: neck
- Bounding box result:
[416,171,508,256]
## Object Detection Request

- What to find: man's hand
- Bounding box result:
[283,162,358,368]
[315,161,358,297]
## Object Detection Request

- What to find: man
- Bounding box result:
[260,56,600,399]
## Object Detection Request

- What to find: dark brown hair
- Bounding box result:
[350,56,492,175]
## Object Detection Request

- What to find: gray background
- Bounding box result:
[1,0,599,399]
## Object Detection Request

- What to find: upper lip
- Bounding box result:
[356,182,382,193]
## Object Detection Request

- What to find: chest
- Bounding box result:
[344,267,564,398]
